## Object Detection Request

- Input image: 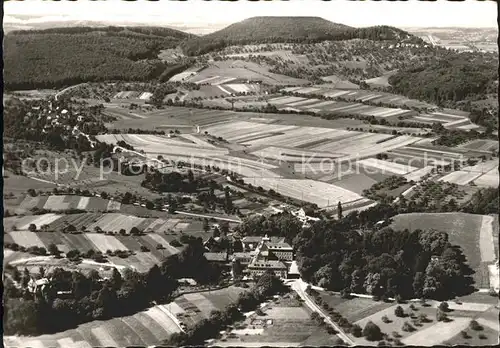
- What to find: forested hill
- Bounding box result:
[4,26,194,90]
[389,51,498,129]
[180,16,423,56]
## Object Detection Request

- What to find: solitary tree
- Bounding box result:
[363,321,382,341]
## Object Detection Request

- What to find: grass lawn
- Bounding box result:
[391,212,487,288]
[443,324,499,346]
[334,297,394,323]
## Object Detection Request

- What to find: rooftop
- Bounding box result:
[267,242,293,250]
[204,252,228,262]
[249,260,287,270]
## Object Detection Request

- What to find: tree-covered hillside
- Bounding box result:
[389,52,498,106]
[4,26,194,90]
[181,16,423,56]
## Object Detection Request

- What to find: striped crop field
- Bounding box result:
[5,213,196,236]
[243,127,349,148]
[404,166,435,182]
[17,195,123,214]
[85,234,128,252]
[474,168,499,187]
[251,146,343,162]
[357,158,419,175]
[204,120,297,143]
[243,177,368,208]
[8,231,46,248]
[3,286,247,348]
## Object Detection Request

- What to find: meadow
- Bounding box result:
[391,212,498,289]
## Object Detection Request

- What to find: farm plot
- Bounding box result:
[243,178,363,207]
[16,213,63,230]
[85,233,128,252]
[474,168,499,187]
[438,171,482,186]
[42,195,72,210]
[8,231,46,248]
[357,158,419,175]
[330,173,379,195]
[244,127,347,148]
[251,146,343,162]
[461,139,499,152]
[144,233,180,255]
[17,195,43,213]
[404,166,435,182]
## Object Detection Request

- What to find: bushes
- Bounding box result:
[351,324,363,337]
[469,320,483,331]
[394,305,405,318]
[363,321,383,341]
[401,321,415,332]
[460,330,470,339]
[436,309,450,322]
[438,302,450,312]
[382,315,391,323]
[418,313,431,323]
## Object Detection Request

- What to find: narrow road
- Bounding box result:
[291,279,355,346]
[174,210,242,223]
[55,83,86,100]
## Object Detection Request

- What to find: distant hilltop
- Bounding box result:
[180,16,422,56]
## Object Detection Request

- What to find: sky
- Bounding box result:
[4,0,498,29]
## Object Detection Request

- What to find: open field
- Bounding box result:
[212,294,338,347]
[460,139,499,153]
[5,212,200,235]
[15,195,122,214]
[243,177,372,209]
[283,85,435,109]
[266,95,415,120]
[391,213,499,288]
[439,159,499,187]
[3,170,57,195]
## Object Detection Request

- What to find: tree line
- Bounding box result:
[3,237,222,335]
[4,27,191,90]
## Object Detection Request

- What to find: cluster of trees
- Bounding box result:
[4,26,192,90]
[109,128,166,135]
[235,211,303,244]
[141,169,208,193]
[362,176,410,202]
[165,271,287,346]
[294,220,475,300]
[3,237,221,335]
[389,53,498,108]
[461,187,499,214]
[181,16,423,56]
[4,98,96,152]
